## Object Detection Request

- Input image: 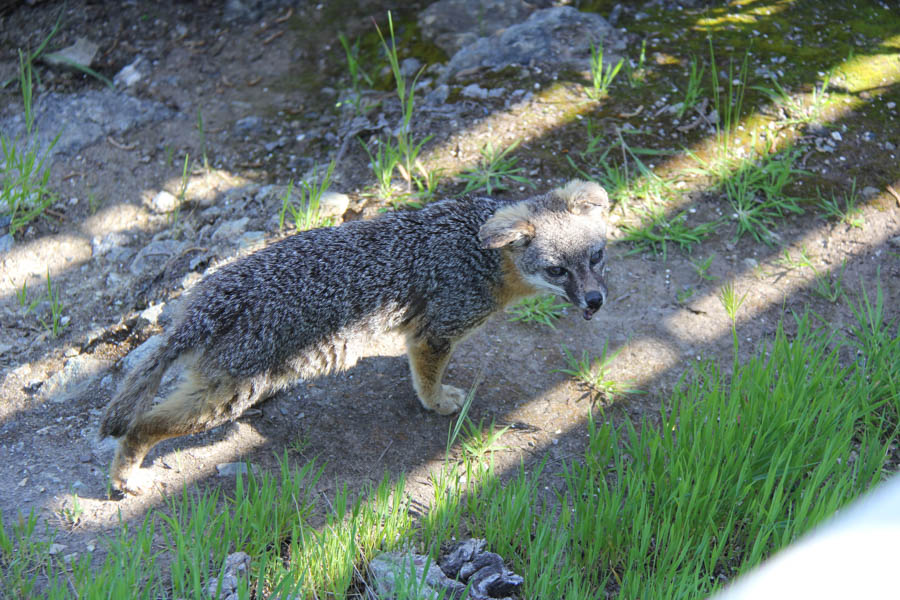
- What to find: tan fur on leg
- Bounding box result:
[405,335,466,415]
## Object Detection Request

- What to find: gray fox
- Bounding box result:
[99,180,610,498]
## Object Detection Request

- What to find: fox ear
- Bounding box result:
[479,204,535,249]
[557,180,609,216]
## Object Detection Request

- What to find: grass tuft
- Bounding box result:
[506,294,571,328]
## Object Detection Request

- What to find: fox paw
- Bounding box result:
[432,385,468,415]
[109,468,155,500]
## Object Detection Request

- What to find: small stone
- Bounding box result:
[237,231,266,251]
[318,191,350,219]
[212,218,250,241]
[425,84,450,106]
[150,190,178,213]
[114,56,145,88]
[234,115,263,135]
[48,543,67,555]
[43,37,100,69]
[122,335,165,372]
[0,233,13,253]
[216,462,257,477]
[139,302,165,325]
[462,83,489,99]
[861,186,880,200]
[400,57,422,78]
[830,131,842,141]
[92,231,130,257]
[42,354,110,402]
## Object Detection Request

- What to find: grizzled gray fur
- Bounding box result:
[99,180,610,498]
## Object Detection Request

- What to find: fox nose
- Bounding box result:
[585,291,604,311]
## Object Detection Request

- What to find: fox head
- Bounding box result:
[479,180,610,320]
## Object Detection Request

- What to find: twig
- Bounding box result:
[886,185,900,206]
[376,440,393,464]
[262,30,284,45]
[275,7,293,23]
[107,136,136,151]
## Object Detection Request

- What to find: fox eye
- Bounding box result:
[590,248,605,266]
[545,266,567,277]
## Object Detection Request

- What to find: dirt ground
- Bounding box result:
[0,0,899,581]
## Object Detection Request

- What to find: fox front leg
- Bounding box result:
[405,334,467,415]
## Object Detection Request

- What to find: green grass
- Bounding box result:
[2,51,60,235]
[678,55,706,118]
[555,342,643,402]
[506,294,572,328]
[752,66,836,126]
[2,289,897,598]
[278,161,336,231]
[817,179,864,228]
[621,205,720,260]
[375,12,433,204]
[458,140,532,196]
[586,40,625,100]
[15,270,68,337]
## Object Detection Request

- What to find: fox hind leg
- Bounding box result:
[109,368,251,498]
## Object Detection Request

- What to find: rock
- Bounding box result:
[425,84,450,106]
[234,115,264,135]
[368,539,522,600]
[114,56,146,88]
[206,552,251,599]
[150,190,178,213]
[121,335,165,373]
[318,191,350,219]
[444,6,625,80]
[419,0,537,56]
[139,302,165,326]
[368,551,466,600]
[461,84,506,99]
[0,88,173,159]
[0,233,13,253]
[439,539,523,599]
[91,231,130,257]
[462,83,489,99]
[129,239,186,276]
[400,57,423,78]
[223,0,294,22]
[42,37,100,69]
[48,543,67,555]
[42,354,111,402]
[237,231,266,251]
[212,217,250,241]
[216,462,258,477]
[861,186,880,200]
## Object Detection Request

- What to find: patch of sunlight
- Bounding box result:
[661,219,898,348]
[0,233,91,297]
[836,47,900,95]
[422,80,588,172]
[176,168,251,206]
[647,47,900,205]
[694,0,792,29]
